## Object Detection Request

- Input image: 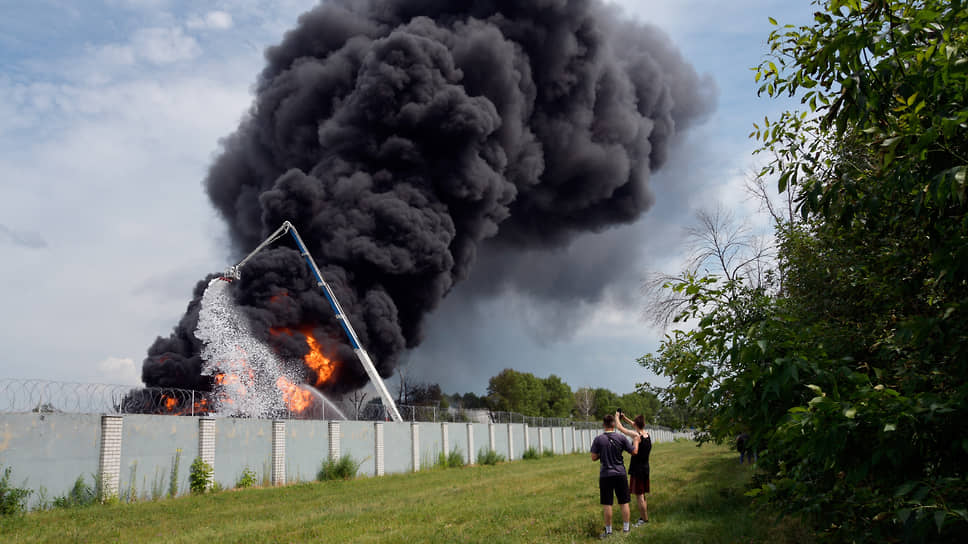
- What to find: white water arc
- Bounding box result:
[195,278,333,419]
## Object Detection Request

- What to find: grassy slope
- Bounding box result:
[0,441,814,543]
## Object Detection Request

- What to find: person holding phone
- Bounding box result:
[590,413,640,538]
[615,411,652,526]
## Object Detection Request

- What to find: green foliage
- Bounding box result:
[446,448,465,468]
[486,369,573,417]
[52,475,97,509]
[476,448,505,466]
[317,455,361,481]
[521,447,540,460]
[124,461,138,503]
[0,466,31,516]
[435,448,466,469]
[748,1,968,541]
[641,2,968,541]
[236,467,258,489]
[168,448,182,498]
[189,457,213,495]
[541,449,554,458]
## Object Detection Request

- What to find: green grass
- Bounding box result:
[0,441,815,543]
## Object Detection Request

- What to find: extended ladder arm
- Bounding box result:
[223,221,403,422]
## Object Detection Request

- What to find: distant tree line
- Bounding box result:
[392,367,692,428]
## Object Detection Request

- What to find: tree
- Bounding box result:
[485,369,574,417]
[347,390,367,420]
[574,387,596,420]
[748,1,968,540]
[486,369,544,415]
[591,388,619,419]
[642,205,774,328]
[617,391,660,424]
[541,375,573,418]
[638,2,968,541]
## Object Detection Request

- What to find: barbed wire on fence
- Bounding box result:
[0,378,682,434]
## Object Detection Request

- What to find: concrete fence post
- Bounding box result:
[271,420,286,486]
[572,428,578,453]
[538,426,544,453]
[198,417,216,490]
[561,428,567,453]
[466,423,474,465]
[374,422,384,476]
[523,423,530,451]
[328,421,340,461]
[550,427,557,454]
[506,424,514,461]
[488,423,495,453]
[411,422,420,471]
[441,423,449,457]
[98,415,123,499]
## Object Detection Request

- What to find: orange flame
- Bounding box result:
[276,376,314,413]
[158,393,213,416]
[270,326,336,386]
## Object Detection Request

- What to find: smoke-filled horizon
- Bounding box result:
[142,0,714,395]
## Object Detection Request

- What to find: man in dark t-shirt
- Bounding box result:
[590,414,639,538]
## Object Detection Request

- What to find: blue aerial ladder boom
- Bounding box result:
[222,221,403,422]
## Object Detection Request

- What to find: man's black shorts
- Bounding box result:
[599,475,630,505]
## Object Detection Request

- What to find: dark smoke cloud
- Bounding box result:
[142,0,713,394]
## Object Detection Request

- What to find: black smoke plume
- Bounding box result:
[142,0,713,395]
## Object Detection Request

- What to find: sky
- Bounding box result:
[0,0,814,399]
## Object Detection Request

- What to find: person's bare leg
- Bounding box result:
[603,505,613,528]
[637,494,648,521]
[620,503,631,524]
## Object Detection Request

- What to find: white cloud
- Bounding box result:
[131,27,200,64]
[188,11,234,30]
[95,357,143,386]
[87,26,200,67]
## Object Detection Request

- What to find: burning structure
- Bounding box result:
[138,0,713,415]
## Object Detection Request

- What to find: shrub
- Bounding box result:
[168,449,182,498]
[317,455,360,481]
[542,449,555,458]
[53,475,97,508]
[0,466,31,516]
[446,448,464,468]
[236,467,257,489]
[189,457,213,495]
[477,448,505,466]
[522,447,540,460]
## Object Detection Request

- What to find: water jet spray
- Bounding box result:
[222,221,403,422]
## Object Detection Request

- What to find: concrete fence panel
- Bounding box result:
[119,414,198,499]
[493,423,509,460]
[213,418,271,490]
[285,419,329,483]
[0,413,101,509]
[470,423,489,460]
[417,422,442,468]
[382,422,411,474]
[340,420,375,476]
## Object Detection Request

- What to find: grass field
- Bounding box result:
[0,440,815,543]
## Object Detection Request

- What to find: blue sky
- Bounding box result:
[0,1,813,398]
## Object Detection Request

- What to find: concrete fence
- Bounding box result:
[0,412,693,509]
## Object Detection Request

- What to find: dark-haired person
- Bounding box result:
[616,412,652,526]
[590,413,640,538]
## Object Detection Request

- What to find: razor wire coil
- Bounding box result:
[0,379,678,432]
